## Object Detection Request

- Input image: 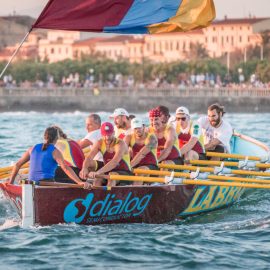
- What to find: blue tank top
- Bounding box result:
[29,143,58,182]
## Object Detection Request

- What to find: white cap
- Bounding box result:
[110,108,129,118]
[131,118,144,129]
[175,106,190,116]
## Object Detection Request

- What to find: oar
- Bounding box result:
[134,169,270,185]
[206,152,269,162]
[187,159,270,169]
[0,163,29,174]
[158,163,270,177]
[0,168,29,180]
[94,174,270,189]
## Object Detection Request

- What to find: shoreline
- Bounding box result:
[1,87,270,113]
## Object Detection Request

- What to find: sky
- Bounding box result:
[0,0,269,19]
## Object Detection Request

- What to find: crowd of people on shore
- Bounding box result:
[2,72,270,90]
[9,103,233,188]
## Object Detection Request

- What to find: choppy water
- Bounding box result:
[1,111,270,269]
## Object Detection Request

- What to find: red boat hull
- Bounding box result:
[0,183,195,226]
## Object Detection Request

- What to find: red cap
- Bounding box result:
[149,108,161,118]
[101,122,114,136]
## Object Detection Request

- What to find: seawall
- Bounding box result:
[0,87,270,113]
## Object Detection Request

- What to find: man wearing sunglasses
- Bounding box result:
[173,107,205,160]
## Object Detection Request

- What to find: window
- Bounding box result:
[231,36,234,46]
[239,36,242,43]
[51,48,54,54]
[205,37,208,43]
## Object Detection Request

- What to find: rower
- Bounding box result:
[109,108,132,139]
[80,122,132,187]
[149,108,183,165]
[9,127,84,186]
[53,126,85,182]
[172,107,205,160]
[78,113,103,167]
[156,105,170,125]
[198,103,233,159]
[125,118,158,184]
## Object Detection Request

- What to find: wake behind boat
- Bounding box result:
[0,133,269,227]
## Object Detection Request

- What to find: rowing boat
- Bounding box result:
[0,133,269,227]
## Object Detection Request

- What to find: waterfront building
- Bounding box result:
[0,17,269,63]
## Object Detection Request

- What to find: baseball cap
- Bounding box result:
[110,108,129,118]
[101,122,114,136]
[175,106,190,116]
[131,118,144,129]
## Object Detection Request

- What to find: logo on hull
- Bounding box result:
[64,192,152,224]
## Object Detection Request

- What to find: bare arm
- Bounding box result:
[96,141,127,174]
[158,127,177,162]
[205,138,222,151]
[53,149,83,185]
[124,134,133,158]
[9,148,31,184]
[80,140,101,179]
[131,134,157,167]
[78,139,92,149]
[181,137,199,155]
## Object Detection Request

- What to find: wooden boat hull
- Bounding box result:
[0,183,195,226]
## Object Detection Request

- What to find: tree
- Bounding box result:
[188,42,209,60]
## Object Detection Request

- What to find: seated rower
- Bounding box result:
[198,103,233,160]
[125,118,158,184]
[172,107,205,160]
[110,108,132,139]
[156,105,171,125]
[78,113,103,168]
[80,122,132,187]
[9,127,84,186]
[149,108,183,165]
[53,126,85,183]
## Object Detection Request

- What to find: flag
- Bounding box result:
[33,0,216,34]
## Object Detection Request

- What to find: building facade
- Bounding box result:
[0,17,269,63]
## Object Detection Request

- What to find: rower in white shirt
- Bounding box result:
[78,113,103,170]
[198,103,233,159]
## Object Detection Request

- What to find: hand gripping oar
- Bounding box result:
[134,169,270,185]
[158,164,270,177]
[206,152,270,162]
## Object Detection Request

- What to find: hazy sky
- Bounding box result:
[0,0,269,19]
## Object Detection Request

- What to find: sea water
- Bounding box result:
[0,111,270,269]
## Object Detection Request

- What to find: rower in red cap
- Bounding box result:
[149,107,183,165]
[80,122,132,187]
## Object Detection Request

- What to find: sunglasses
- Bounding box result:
[176,117,186,121]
